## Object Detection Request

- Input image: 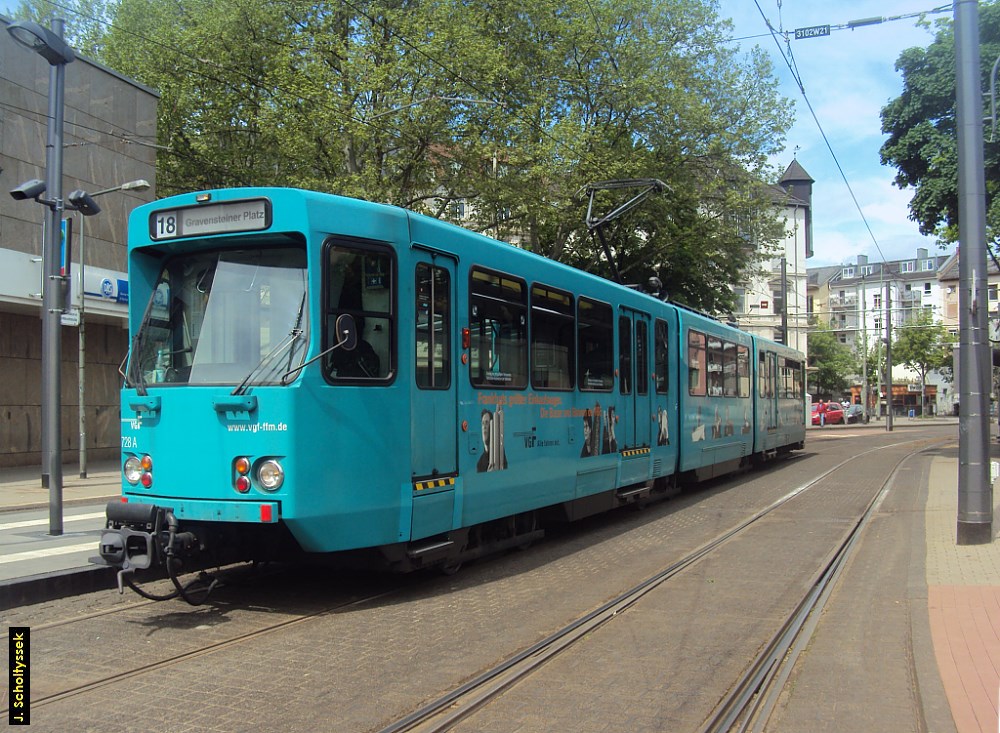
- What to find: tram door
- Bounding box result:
[410,251,458,538]
[618,308,653,484]
[761,351,778,432]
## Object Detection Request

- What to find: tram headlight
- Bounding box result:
[257,459,284,491]
[124,456,142,485]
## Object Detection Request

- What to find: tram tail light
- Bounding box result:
[234,456,252,494]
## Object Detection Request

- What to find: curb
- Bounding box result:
[0,564,118,612]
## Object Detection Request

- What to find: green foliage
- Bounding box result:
[27,0,793,311]
[892,308,955,383]
[880,1,1000,249]
[807,321,855,397]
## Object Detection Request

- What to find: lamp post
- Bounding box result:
[73,179,150,478]
[6,19,75,536]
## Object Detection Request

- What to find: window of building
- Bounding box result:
[873,293,882,309]
[923,259,936,271]
[924,282,932,295]
[843,267,855,279]
[989,284,998,301]
[861,265,873,277]
[900,261,915,273]
[469,268,527,389]
[530,284,574,390]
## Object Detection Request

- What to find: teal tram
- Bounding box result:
[94,188,806,603]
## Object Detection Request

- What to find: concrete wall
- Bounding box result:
[0,311,128,468]
[0,17,158,468]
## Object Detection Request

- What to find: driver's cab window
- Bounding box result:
[325,241,394,381]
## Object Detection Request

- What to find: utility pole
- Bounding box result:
[955,0,992,544]
[885,280,893,432]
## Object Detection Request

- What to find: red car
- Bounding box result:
[811,403,844,425]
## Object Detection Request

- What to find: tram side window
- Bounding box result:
[759,351,773,398]
[782,358,803,399]
[688,330,706,396]
[577,298,613,391]
[325,243,393,381]
[470,268,528,389]
[618,315,632,395]
[737,345,750,397]
[415,263,450,389]
[722,340,738,397]
[530,284,574,390]
[655,319,669,394]
[707,336,724,396]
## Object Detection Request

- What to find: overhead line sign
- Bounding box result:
[794,25,831,40]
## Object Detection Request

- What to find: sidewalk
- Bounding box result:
[0,459,122,513]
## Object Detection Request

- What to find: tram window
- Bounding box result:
[688,330,706,396]
[618,315,632,395]
[415,263,450,389]
[325,243,393,381]
[707,336,724,396]
[530,284,574,390]
[654,319,669,394]
[722,340,738,397]
[470,268,527,389]
[636,320,648,396]
[758,351,772,398]
[737,345,750,397]
[577,298,613,391]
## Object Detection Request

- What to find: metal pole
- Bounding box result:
[78,210,87,478]
[42,19,68,535]
[861,278,868,418]
[780,256,788,344]
[885,280,893,432]
[955,0,992,544]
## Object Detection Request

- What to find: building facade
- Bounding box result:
[732,160,813,361]
[1,16,158,468]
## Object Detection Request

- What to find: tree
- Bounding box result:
[892,308,955,414]
[880,2,1000,249]
[85,0,791,309]
[806,321,855,398]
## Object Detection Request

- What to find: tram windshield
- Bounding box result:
[127,245,308,388]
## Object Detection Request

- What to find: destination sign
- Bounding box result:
[794,25,830,40]
[150,198,270,240]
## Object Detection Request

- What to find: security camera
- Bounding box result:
[10,179,46,201]
[67,189,101,217]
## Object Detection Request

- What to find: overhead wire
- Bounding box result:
[750,0,892,265]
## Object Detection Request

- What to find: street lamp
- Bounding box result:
[7,18,76,535]
[69,179,150,478]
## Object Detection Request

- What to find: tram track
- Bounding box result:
[375,436,947,733]
[0,585,404,714]
[2,431,950,730]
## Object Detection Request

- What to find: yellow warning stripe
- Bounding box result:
[621,447,651,458]
[414,477,457,491]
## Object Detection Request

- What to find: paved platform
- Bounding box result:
[1,420,999,732]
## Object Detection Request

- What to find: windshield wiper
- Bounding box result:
[129,333,148,397]
[232,291,308,396]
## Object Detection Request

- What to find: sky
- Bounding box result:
[717,0,957,268]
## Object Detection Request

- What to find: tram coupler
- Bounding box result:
[91,501,197,594]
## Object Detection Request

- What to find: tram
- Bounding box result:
[94,188,806,602]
